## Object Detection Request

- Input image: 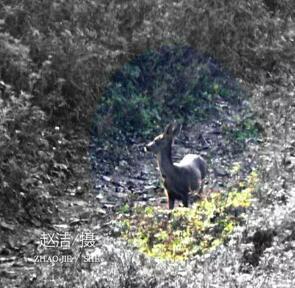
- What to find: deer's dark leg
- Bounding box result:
[182,194,188,208]
[199,180,204,194]
[166,190,175,209]
[199,179,207,199]
[168,197,175,209]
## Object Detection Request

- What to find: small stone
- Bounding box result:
[213,166,229,177]
[102,175,111,182]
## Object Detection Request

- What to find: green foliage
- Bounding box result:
[95,46,243,139]
[117,203,130,214]
[223,115,261,144]
[116,171,258,261]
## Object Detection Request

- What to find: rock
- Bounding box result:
[115,192,128,199]
[209,127,222,135]
[95,208,107,215]
[0,270,17,279]
[284,156,295,171]
[102,175,111,182]
[96,193,105,200]
[0,221,15,232]
[69,218,81,226]
[213,166,229,177]
[53,224,69,230]
[0,256,16,264]
[144,185,155,192]
[119,160,128,167]
[102,203,115,209]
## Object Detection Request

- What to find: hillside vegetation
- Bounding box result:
[0,0,295,287]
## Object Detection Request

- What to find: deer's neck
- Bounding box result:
[157,142,176,179]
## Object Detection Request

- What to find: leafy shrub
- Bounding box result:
[0,33,31,92]
[223,114,262,145]
[0,82,66,222]
[93,46,244,140]
[116,171,258,261]
[0,85,46,216]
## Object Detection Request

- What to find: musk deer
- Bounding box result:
[145,122,207,209]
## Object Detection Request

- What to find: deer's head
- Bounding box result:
[145,122,181,154]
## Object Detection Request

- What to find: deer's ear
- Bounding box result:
[164,123,174,136]
[172,123,182,137]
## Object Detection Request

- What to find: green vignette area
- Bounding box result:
[92,46,245,143]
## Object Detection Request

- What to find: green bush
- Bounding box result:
[223,115,262,146]
[94,46,244,140]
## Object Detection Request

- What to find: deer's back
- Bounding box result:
[176,154,207,179]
